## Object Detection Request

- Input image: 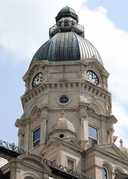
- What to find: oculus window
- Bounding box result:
[59,96,69,104]
[33,128,40,147]
[88,126,98,146]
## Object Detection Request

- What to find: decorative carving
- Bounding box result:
[88,117,100,125]
[18,129,24,136]
[49,111,77,116]
[31,118,42,130]
[107,127,114,133]
[42,92,49,105]
[106,98,111,116]
[81,115,88,120]
[103,76,108,90]
[20,112,26,120]
[79,95,87,103]
[0,139,94,179]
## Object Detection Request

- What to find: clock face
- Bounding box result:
[86,70,99,85]
[32,72,43,87]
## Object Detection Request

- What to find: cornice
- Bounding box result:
[14,117,30,127]
[84,144,128,165]
[48,129,76,137]
[42,138,83,154]
[21,80,111,109]
[23,60,48,81]
[86,110,117,123]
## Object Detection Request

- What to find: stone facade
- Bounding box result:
[1,6,128,179]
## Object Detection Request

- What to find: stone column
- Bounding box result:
[18,129,24,149]
[40,110,48,146]
[80,114,88,150]
[40,119,47,145]
[10,159,16,179]
[18,134,22,148]
[108,127,114,143]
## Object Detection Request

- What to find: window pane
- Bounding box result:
[114,173,117,178]
[102,168,107,179]
[33,128,40,142]
[59,96,69,103]
[88,126,97,140]
[89,137,97,146]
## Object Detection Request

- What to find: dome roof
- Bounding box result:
[119,139,128,158]
[56,6,78,22]
[52,116,75,133]
[119,146,128,158]
[58,6,76,15]
[30,6,103,67]
[30,32,103,66]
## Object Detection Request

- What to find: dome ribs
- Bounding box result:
[30,32,103,66]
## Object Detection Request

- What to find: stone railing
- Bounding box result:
[0,140,93,179]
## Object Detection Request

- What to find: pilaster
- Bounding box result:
[40,109,48,147]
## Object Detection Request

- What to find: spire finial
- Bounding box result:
[61,111,65,118]
[119,139,123,146]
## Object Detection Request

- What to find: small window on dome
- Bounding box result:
[59,134,64,138]
[59,96,69,103]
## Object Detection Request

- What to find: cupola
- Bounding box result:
[30,6,103,67]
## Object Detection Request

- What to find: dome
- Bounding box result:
[30,32,103,66]
[119,139,128,158]
[119,146,128,158]
[30,7,103,67]
[52,116,75,133]
[56,6,78,22]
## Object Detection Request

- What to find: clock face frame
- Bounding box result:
[32,72,43,87]
[86,70,99,85]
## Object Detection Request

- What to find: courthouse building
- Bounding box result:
[1,6,128,179]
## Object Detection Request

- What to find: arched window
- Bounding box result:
[102,167,107,179]
[114,173,117,178]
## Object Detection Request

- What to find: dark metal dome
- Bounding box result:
[30,7,103,67]
[30,32,103,66]
[56,6,78,23]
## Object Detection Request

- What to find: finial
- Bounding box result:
[119,139,123,146]
[61,111,65,118]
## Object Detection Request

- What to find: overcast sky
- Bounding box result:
[0,0,128,149]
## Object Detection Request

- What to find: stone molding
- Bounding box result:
[21,80,111,108]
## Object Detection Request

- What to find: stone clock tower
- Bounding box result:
[14,7,128,179]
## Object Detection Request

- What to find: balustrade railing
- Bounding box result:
[0,139,93,179]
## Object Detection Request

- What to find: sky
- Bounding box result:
[0,0,128,149]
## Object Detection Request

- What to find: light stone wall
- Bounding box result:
[14,59,121,179]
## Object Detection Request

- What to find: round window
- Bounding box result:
[59,134,64,138]
[59,96,69,104]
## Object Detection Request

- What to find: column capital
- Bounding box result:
[80,114,88,120]
[107,127,114,133]
[41,109,48,120]
[18,129,24,136]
